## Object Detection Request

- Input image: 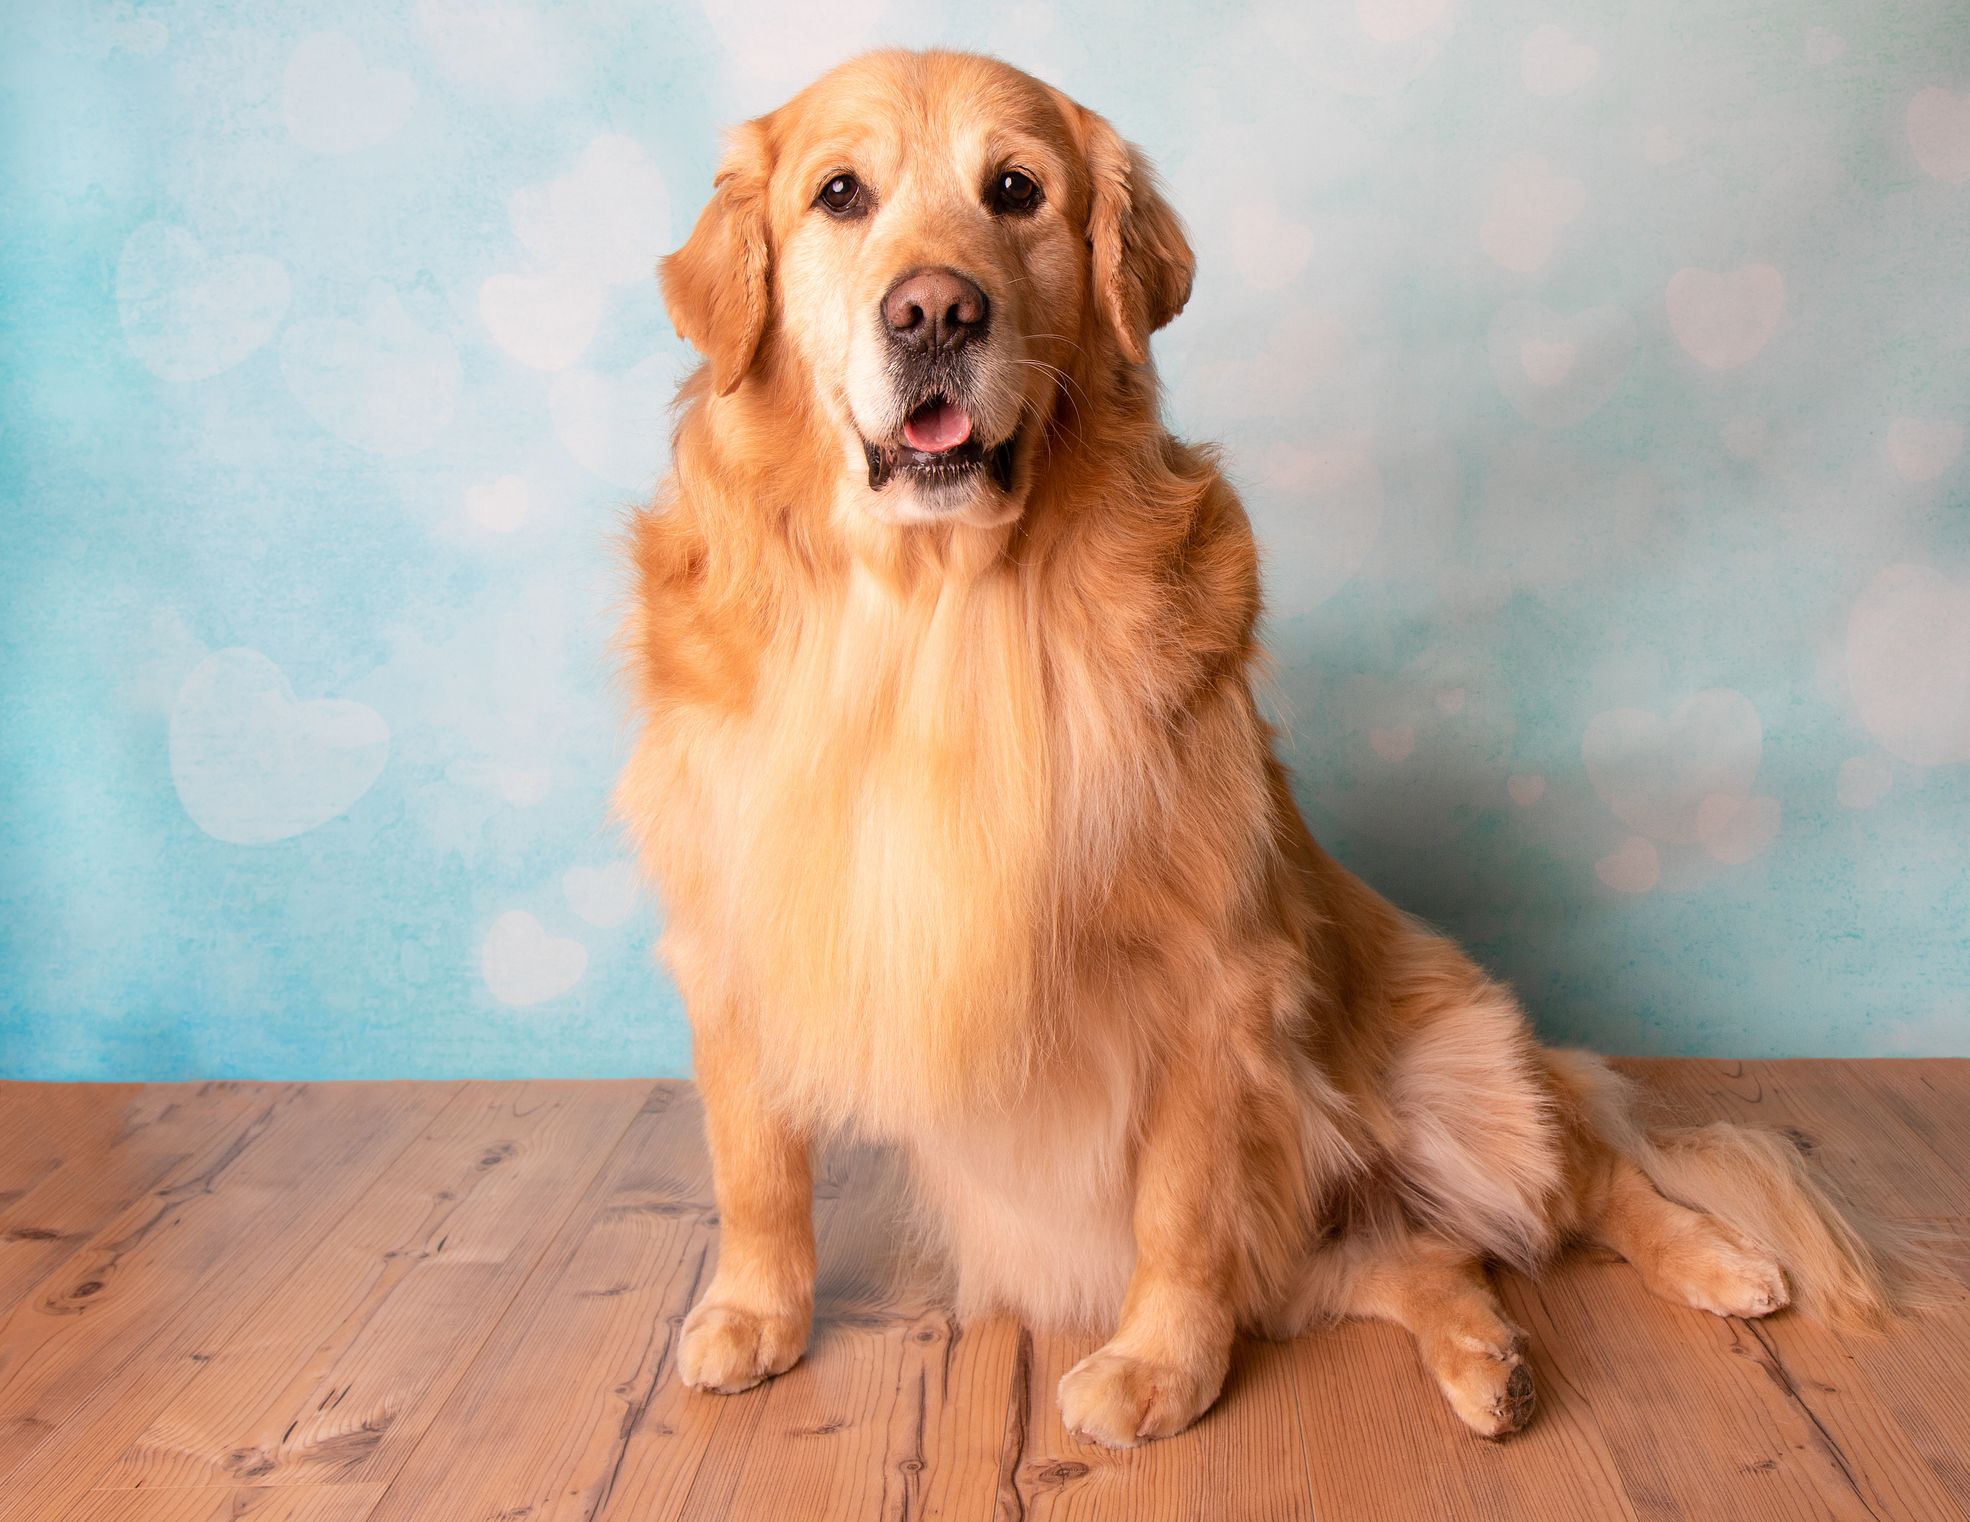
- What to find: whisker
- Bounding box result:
[1008,358,1094,425]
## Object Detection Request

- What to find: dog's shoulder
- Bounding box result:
[1037,433,1264,710]
[622,424,772,713]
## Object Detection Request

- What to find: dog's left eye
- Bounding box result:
[989,169,1042,216]
[816,172,864,217]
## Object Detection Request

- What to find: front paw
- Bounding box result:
[677,1299,808,1394]
[1057,1344,1225,1447]
[1433,1330,1536,1440]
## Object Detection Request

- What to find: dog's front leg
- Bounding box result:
[1058,1064,1237,1446]
[678,1030,815,1393]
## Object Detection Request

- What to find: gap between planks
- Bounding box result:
[0,1063,1959,1522]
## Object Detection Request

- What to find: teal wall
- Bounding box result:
[4,0,1967,1079]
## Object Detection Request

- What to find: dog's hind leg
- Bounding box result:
[1574,1135,1791,1320]
[1543,1050,1806,1322]
[1333,1232,1537,1439]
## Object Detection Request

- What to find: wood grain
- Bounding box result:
[1287,1279,1639,1522]
[670,1143,1023,1522]
[0,1082,456,1522]
[0,1084,267,1318]
[355,1083,723,1522]
[0,1062,1958,1522]
[89,1080,650,1492]
[0,1084,142,1211]
[1627,1057,1963,1219]
[1525,1252,1945,1522]
[61,1485,386,1522]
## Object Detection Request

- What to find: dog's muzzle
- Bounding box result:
[863,393,1017,493]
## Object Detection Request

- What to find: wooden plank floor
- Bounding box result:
[0,1062,1964,1522]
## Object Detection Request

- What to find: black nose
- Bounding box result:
[882,267,989,352]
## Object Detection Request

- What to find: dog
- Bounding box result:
[617,49,1898,1447]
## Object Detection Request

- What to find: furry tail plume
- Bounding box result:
[1549,1049,1934,1330]
[1631,1120,1899,1328]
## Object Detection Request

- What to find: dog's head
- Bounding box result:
[662,50,1194,527]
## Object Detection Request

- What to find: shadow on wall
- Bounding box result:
[1256,586,1905,1060]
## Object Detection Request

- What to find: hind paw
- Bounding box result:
[1654,1216,1790,1319]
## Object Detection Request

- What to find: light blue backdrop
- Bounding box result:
[4,0,1968,1080]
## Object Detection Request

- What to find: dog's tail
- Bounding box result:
[1547,1049,1939,1329]
[1632,1118,1901,1327]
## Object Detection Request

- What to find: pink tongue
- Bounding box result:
[903,399,973,453]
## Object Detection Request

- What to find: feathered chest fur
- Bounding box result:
[624,434,1253,1143]
[650,555,1095,1136]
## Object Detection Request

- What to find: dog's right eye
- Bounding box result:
[988,168,1042,216]
[816,172,864,217]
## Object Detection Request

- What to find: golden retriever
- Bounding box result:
[618,49,1897,1446]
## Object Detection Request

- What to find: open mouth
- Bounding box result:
[863,394,1017,495]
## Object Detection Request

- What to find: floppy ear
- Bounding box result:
[661,120,772,396]
[1081,110,1195,364]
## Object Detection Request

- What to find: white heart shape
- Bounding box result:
[444,757,552,809]
[465,474,530,532]
[1507,773,1546,807]
[1884,418,1964,483]
[1258,1,1461,98]
[550,355,677,490]
[1695,792,1780,865]
[170,648,389,844]
[1479,155,1585,274]
[1595,837,1660,894]
[1434,687,1467,714]
[563,861,642,928]
[1352,0,1453,44]
[1666,264,1785,371]
[511,133,670,287]
[1583,689,1764,844]
[1521,25,1599,96]
[481,910,586,1007]
[1229,201,1315,291]
[283,32,416,154]
[479,272,601,371]
[1836,756,1892,810]
[1490,301,1635,426]
[698,0,888,91]
[417,0,577,100]
[1907,88,1970,185]
[1519,337,1576,387]
[1846,564,1970,766]
[1370,723,1416,762]
[280,283,459,456]
[116,223,290,384]
[498,767,553,806]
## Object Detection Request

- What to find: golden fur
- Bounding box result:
[619,50,1904,1446]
